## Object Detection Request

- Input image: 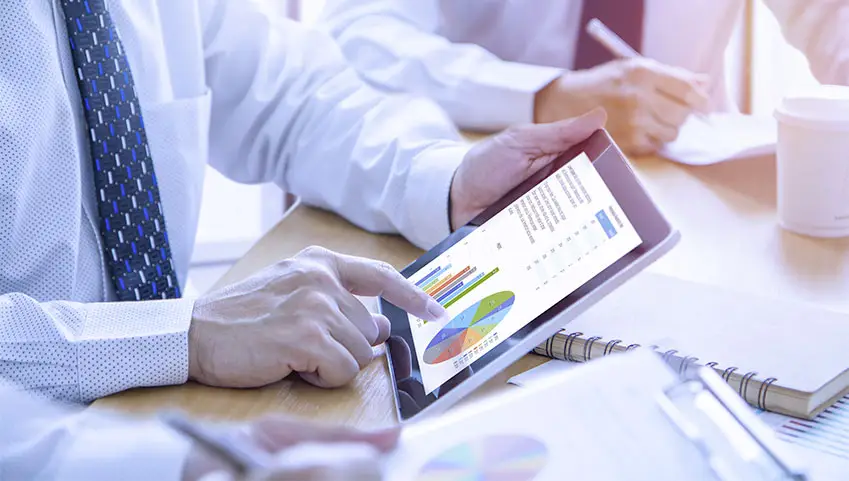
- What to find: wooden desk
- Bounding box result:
[94,153,849,426]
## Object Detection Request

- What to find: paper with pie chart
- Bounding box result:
[407,152,642,394]
[415,434,548,481]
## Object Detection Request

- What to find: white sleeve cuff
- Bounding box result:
[75,298,195,402]
[403,141,471,250]
[449,61,563,131]
[56,417,192,481]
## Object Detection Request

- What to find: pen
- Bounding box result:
[586,18,708,116]
[161,412,273,477]
[585,18,639,59]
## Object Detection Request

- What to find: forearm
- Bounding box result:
[0,293,193,403]
[202,2,470,248]
[766,0,849,85]
[321,0,562,130]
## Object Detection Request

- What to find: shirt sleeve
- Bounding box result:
[199,0,473,249]
[318,0,563,131]
[765,0,849,85]
[0,384,191,481]
[0,293,193,403]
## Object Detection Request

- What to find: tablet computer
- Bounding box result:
[380,129,679,422]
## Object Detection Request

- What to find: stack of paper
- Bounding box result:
[660,113,777,165]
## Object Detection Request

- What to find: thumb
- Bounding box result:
[511,107,607,155]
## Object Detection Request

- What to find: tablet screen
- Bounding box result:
[406,152,642,394]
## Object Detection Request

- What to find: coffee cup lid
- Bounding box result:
[775,85,849,130]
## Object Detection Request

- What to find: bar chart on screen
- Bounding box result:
[418,264,499,309]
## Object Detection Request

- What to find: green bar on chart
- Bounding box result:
[443,267,500,309]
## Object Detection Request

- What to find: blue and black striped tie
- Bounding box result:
[60,0,180,301]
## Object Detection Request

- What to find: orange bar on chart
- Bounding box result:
[427,266,471,296]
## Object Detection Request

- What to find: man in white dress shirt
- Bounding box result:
[321,0,849,155]
[0,0,607,478]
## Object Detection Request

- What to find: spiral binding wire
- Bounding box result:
[535,331,776,410]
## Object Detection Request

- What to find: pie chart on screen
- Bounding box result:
[422,291,515,365]
[416,434,548,481]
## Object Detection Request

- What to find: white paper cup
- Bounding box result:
[774,85,849,238]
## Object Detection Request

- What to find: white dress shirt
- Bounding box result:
[321,0,849,131]
[0,1,467,404]
[0,383,190,480]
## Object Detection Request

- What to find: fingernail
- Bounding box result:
[427,298,446,319]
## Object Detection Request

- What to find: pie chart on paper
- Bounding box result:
[422,291,515,365]
[415,434,548,481]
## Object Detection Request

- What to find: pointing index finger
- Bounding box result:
[333,253,446,322]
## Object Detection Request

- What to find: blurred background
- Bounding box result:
[186,0,819,295]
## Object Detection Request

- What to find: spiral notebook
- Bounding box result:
[534,272,849,420]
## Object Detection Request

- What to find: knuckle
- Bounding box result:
[286,262,338,289]
[289,287,333,316]
[298,245,329,260]
[277,256,314,278]
[287,265,312,280]
[375,261,396,275]
[372,260,399,282]
[308,268,339,289]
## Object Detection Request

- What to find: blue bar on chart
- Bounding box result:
[439,271,485,305]
[420,264,453,290]
[415,265,444,287]
[435,281,466,304]
[595,209,617,239]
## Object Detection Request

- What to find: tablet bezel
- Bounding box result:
[380,129,679,422]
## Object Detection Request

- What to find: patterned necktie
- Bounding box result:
[60,0,180,301]
[574,0,646,70]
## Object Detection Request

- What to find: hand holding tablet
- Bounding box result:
[381,129,679,421]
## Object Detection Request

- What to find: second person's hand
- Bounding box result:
[187,246,446,389]
[187,416,399,481]
[534,57,710,155]
[450,108,607,230]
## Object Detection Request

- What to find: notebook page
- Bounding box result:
[384,351,726,481]
[660,113,776,165]
[562,272,849,393]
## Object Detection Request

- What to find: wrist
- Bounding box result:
[533,72,593,124]
[533,77,559,123]
[448,164,477,232]
[188,310,205,383]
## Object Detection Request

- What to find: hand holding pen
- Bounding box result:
[164,412,398,481]
[534,18,710,156]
